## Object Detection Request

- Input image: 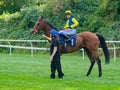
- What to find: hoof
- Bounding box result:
[86,73,90,76]
[98,74,102,77]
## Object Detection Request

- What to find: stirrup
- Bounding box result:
[63,34,69,39]
[66,38,71,42]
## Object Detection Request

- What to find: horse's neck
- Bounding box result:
[43,20,57,37]
[43,26,52,37]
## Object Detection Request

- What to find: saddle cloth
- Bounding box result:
[59,34,76,47]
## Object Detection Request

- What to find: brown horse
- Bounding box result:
[32,16,110,77]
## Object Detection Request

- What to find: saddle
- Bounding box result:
[59,34,76,47]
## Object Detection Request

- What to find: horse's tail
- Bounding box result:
[96,34,110,64]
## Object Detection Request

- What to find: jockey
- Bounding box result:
[59,10,79,40]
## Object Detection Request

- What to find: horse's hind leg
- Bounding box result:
[96,57,102,77]
[91,50,102,77]
[86,49,95,76]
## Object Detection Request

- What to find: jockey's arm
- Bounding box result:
[70,18,79,28]
[63,21,69,29]
[42,34,51,41]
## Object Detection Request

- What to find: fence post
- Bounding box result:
[7,41,12,56]
[30,41,33,57]
[112,42,116,61]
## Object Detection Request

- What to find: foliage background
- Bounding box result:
[0,0,120,40]
[0,0,120,55]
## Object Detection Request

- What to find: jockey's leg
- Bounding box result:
[63,29,76,35]
[59,29,76,35]
[59,30,69,39]
[58,30,65,34]
[59,29,76,41]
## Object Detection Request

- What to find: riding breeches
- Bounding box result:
[59,29,76,35]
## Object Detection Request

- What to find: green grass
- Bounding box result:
[0,54,120,90]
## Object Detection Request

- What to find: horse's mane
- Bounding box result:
[45,20,58,31]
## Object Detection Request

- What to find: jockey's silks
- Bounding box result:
[64,16,79,29]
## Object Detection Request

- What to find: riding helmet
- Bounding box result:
[65,10,72,15]
[50,30,58,37]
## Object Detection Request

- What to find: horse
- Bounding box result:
[32,16,110,77]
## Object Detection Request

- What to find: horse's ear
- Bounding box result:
[38,16,43,21]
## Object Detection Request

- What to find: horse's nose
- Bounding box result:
[31,30,34,34]
[31,30,36,35]
[33,32,36,35]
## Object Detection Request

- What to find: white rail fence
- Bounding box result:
[0,40,120,61]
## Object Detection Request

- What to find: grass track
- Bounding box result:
[0,54,120,90]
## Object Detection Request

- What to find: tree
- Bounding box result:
[0,0,32,14]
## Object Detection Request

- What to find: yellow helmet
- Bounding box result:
[65,10,72,15]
